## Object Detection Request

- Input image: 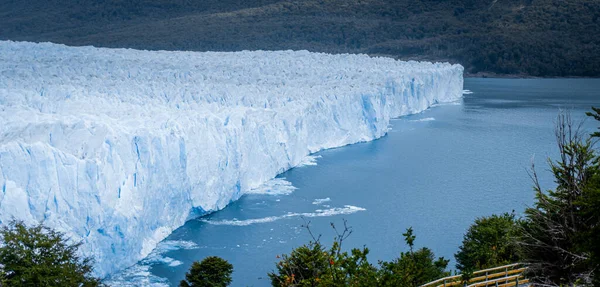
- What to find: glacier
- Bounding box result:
[0,41,463,277]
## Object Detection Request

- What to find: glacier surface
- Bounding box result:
[0,41,463,276]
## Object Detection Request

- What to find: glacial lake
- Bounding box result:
[111,78,600,286]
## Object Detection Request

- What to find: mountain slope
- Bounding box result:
[1,1,598,75]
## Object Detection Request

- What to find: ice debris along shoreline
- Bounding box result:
[0,41,463,276]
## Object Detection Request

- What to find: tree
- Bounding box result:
[518,112,599,285]
[578,159,600,286]
[581,107,600,285]
[0,220,103,287]
[454,213,521,273]
[180,256,233,287]
[587,107,600,138]
[378,227,449,287]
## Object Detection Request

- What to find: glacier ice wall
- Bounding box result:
[0,41,463,276]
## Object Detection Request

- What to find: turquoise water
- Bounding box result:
[138,78,600,286]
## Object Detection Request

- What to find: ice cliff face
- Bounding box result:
[0,41,463,276]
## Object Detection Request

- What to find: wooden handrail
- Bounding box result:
[471,263,522,275]
[498,279,529,287]
[470,268,526,282]
[467,274,524,287]
[420,263,527,287]
[421,274,462,287]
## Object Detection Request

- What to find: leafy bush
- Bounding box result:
[0,220,103,287]
[269,221,448,287]
[378,228,450,287]
[454,213,521,273]
[269,221,378,286]
[180,256,234,287]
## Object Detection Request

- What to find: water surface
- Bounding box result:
[116,78,600,286]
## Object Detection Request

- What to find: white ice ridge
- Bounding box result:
[0,41,463,276]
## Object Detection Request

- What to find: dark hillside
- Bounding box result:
[1,0,599,77]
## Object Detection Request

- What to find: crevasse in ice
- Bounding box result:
[0,41,463,276]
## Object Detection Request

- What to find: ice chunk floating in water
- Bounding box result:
[298,155,322,167]
[409,117,436,122]
[312,198,332,205]
[0,41,463,276]
[199,205,367,226]
[246,178,297,195]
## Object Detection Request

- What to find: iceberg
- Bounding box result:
[0,41,463,276]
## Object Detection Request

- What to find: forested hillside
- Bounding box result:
[1,0,598,77]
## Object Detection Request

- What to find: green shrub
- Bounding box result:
[378,227,449,287]
[269,221,378,286]
[269,222,448,287]
[454,213,521,273]
[0,220,103,287]
[180,256,233,287]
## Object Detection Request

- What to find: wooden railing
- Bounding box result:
[420,263,529,287]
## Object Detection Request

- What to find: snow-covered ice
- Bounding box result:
[0,41,463,276]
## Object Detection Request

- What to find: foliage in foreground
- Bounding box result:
[454,213,521,274]
[180,256,233,287]
[267,108,600,287]
[0,220,102,287]
[378,227,450,287]
[517,110,600,285]
[268,221,448,287]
